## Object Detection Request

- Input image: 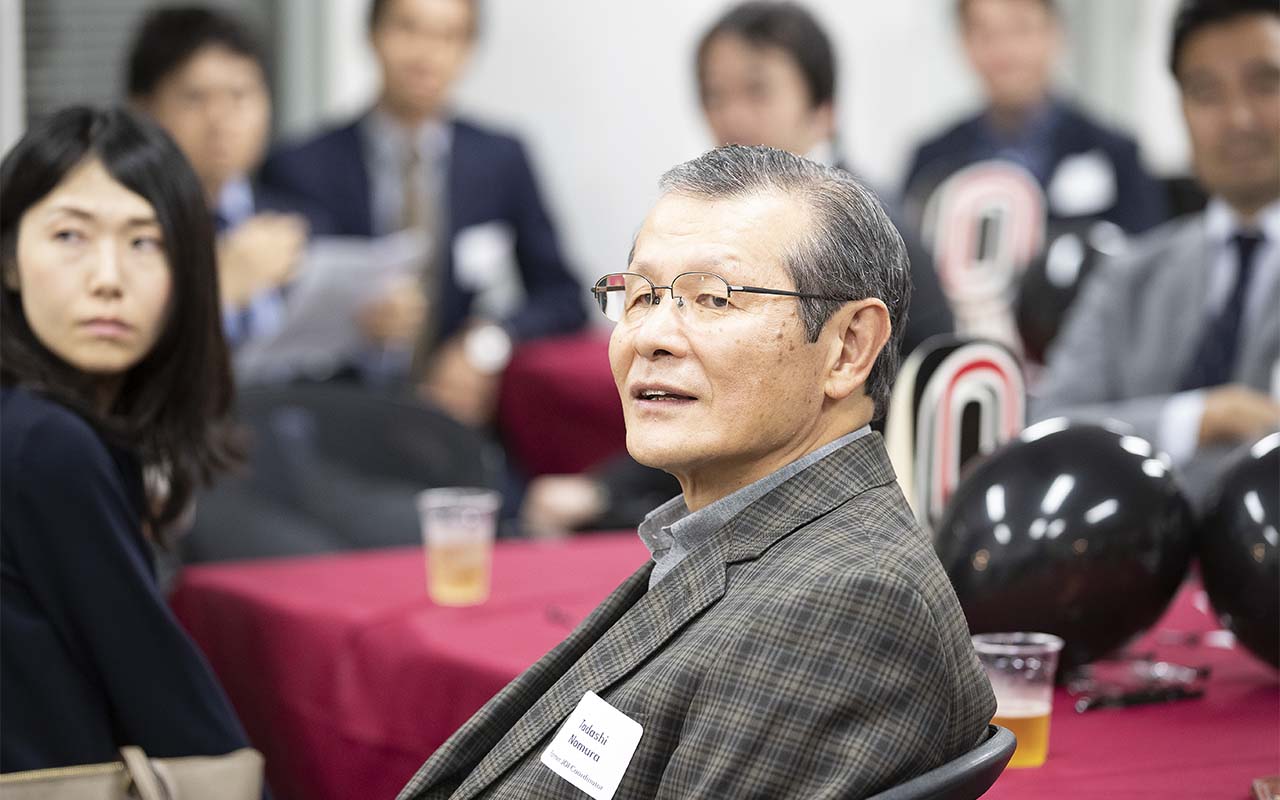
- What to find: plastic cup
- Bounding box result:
[416,487,500,606]
[971,632,1065,768]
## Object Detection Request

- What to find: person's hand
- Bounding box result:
[217,212,307,308]
[418,334,501,428]
[1199,384,1280,446]
[521,475,609,539]
[358,277,427,346]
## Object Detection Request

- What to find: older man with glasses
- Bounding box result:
[398,145,994,800]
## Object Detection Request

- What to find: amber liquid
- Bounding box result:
[427,541,491,606]
[994,700,1052,768]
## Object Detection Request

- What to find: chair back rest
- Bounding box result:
[864,724,1016,800]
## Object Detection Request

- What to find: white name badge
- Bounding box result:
[540,691,643,800]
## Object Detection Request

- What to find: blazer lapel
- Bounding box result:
[334,119,375,237]
[1238,256,1280,386]
[1136,217,1212,392]
[453,543,730,799]
[453,434,899,799]
[402,563,652,799]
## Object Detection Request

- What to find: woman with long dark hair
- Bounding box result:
[0,106,251,771]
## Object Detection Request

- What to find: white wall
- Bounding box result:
[1,0,25,155]
[311,0,1190,287]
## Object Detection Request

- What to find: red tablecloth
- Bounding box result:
[172,534,650,800]
[497,332,626,476]
[172,535,1279,800]
[984,584,1279,799]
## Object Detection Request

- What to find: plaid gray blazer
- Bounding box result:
[398,433,995,799]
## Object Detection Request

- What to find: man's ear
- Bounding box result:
[823,298,891,402]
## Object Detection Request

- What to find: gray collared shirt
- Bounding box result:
[637,426,872,588]
[360,109,452,237]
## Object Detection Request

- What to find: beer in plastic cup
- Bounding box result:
[971,632,1064,768]
[416,487,500,606]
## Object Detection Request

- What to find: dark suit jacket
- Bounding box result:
[247,181,336,237]
[259,115,586,345]
[903,100,1167,235]
[0,386,251,771]
[400,433,995,799]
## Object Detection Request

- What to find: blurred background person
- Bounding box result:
[0,107,255,777]
[127,6,322,352]
[1031,0,1280,510]
[261,0,585,428]
[523,1,955,539]
[903,0,1168,236]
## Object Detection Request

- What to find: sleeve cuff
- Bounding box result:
[1158,390,1205,466]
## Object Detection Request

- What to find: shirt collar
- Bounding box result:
[214,177,255,228]
[1204,196,1280,245]
[636,425,873,561]
[363,108,452,167]
[980,96,1061,146]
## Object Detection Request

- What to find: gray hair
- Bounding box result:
[658,144,911,420]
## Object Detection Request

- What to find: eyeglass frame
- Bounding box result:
[591,271,855,322]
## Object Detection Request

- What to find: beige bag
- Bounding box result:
[0,746,263,800]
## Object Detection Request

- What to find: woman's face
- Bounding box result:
[8,157,173,377]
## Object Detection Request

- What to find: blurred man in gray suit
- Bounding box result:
[398,146,994,800]
[1032,0,1280,508]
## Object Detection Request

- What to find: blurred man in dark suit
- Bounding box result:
[522,1,954,538]
[400,145,994,800]
[904,0,1167,236]
[128,6,321,350]
[261,0,584,426]
[1032,0,1280,509]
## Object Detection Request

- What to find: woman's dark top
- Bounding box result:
[0,384,251,772]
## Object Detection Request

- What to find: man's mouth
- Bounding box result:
[632,385,697,403]
[1220,137,1274,161]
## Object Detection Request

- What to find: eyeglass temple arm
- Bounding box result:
[730,284,851,302]
[592,280,849,303]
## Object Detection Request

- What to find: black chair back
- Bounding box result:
[865,724,1016,800]
[182,384,502,562]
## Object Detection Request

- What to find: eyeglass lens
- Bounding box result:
[594,273,732,323]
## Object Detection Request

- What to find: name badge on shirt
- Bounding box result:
[540,691,643,800]
[1047,149,1116,218]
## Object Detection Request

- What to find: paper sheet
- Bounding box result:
[234,229,429,384]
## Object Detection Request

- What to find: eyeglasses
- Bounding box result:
[592,271,852,324]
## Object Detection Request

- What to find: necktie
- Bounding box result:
[1179,232,1264,390]
[401,146,426,232]
[399,139,446,377]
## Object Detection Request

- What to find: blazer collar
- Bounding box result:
[719,431,897,565]
[451,433,897,799]
[1161,214,1218,373]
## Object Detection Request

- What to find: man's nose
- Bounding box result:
[631,290,689,359]
[1222,90,1261,131]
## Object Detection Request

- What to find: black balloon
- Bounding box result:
[935,420,1195,670]
[1016,221,1127,364]
[1198,434,1280,670]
